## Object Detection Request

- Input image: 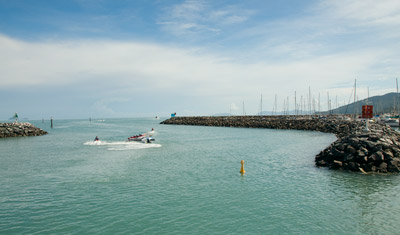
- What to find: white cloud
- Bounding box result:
[170,0,205,20]
[0,32,397,115]
[222,0,400,71]
[2,1,400,118]
[318,0,400,26]
[158,0,252,36]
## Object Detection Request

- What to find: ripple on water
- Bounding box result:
[84,140,162,151]
[2,119,400,234]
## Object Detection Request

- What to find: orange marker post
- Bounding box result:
[240,160,245,174]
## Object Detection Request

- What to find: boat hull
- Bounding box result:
[127,137,155,143]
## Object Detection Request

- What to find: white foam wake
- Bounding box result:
[84,140,162,151]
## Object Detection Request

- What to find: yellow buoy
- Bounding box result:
[240,160,245,174]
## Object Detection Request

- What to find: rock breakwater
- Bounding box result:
[0,122,47,138]
[161,116,400,173]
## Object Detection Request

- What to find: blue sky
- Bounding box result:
[1,0,400,119]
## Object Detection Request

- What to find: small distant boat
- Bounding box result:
[155,116,160,119]
[384,118,399,127]
[9,113,18,122]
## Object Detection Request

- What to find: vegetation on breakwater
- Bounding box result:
[0,122,47,138]
[161,115,400,173]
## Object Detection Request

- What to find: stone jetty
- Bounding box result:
[0,122,47,138]
[161,115,400,173]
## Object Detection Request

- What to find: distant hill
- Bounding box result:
[321,92,400,115]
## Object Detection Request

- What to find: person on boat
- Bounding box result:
[94,136,99,141]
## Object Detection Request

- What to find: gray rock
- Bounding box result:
[379,162,388,173]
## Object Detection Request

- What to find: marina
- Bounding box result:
[2,1,400,234]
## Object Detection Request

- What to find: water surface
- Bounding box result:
[1,118,399,234]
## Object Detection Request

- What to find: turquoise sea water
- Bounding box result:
[1,118,400,234]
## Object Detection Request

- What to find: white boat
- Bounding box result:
[128,135,155,143]
[384,118,399,127]
[127,129,155,143]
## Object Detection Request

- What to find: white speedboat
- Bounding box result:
[128,135,155,143]
[384,118,399,127]
[127,129,155,143]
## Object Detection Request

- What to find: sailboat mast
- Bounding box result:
[396,78,399,115]
[287,96,289,115]
[318,93,320,113]
[335,96,338,114]
[327,92,330,114]
[295,91,297,115]
[283,99,286,115]
[354,79,357,119]
[313,95,315,114]
[308,86,311,115]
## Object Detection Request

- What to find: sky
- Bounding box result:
[1,0,400,120]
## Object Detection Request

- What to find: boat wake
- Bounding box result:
[84,140,162,151]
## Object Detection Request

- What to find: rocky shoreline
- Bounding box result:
[0,122,47,138]
[161,115,400,173]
